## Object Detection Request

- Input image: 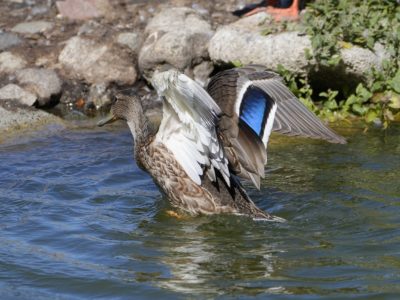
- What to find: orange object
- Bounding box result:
[245,0,300,21]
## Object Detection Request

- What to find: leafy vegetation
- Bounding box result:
[271,0,400,127]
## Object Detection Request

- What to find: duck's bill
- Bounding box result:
[97,114,118,127]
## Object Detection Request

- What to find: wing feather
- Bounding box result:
[152,70,230,187]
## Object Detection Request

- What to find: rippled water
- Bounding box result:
[1,123,399,299]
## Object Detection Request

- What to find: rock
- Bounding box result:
[88,83,111,111]
[209,12,386,84]
[116,32,143,53]
[209,13,312,75]
[192,61,214,86]
[0,32,23,51]
[139,7,214,78]
[16,68,62,107]
[340,46,382,76]
[56,0,112,20]
[0,84,37,106]
[59,36,137,85]
[0,100,63,139]
[0,52,27,75]
[11,21,54,34]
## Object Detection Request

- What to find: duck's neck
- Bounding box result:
[127,110,151,151]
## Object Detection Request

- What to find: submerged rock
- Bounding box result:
[0,100,63,138]
[0,84,37,106]
[59,36,137,85]
[139,7,214,79]
[16,68,62,107]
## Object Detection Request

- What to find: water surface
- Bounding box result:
[1,124,399,299]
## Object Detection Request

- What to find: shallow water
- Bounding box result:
[1,124,399,299]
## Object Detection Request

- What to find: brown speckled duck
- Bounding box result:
[98,65,346,221]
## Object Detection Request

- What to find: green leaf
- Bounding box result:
[390,70,400,93]
[365,110,378,123]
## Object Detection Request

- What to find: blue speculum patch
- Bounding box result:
[239,86,274,137]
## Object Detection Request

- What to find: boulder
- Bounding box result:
[16,68,62,107]
[116,31,143,54]
[209,12,386,84]
[0,32,23,51]
[0,100,63,139]
[59,36,137,85]
[0,84,37,106]
[139,7,214,79]
[56,0,112,20]
[11,21,54,34]
[0,52,27,75]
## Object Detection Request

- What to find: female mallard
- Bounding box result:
[99,65,345,220]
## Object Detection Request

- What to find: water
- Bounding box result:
[1,123,399,299]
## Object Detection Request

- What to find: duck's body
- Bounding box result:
[100,66,345,220]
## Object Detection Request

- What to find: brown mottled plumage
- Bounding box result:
[98,66,345,221]
[99,93,277,220]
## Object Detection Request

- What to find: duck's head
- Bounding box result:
[98,94,146,140]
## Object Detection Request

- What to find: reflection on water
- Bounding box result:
[0,124,400,299]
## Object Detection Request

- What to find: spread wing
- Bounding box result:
[152,70,230,187]
[207,65,346,189]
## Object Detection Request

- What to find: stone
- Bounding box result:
[209,13,313,75]
[209,12,386,83]
[116,32,143,53]
[0,52,27,75]
[56,0,112,20]
[11,21,54,34]
[59,36,137,85]
[0,84,37,106]
[16,68,62,107]
[138,7,214,78]
[0,32,23,51]
[0,101,63,139]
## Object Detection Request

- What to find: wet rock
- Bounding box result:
[139,7,214,79]
[116,32,143,54]
[0,84,37,106]
[11,21,54,34]
[0,52,27,75]
[59,36,137,85]
[16,68,62,107]
[56,0,112,20]
[209,13,312,75]
[0,100,63,138]
[0,32,23,51]
[87,83,111,111]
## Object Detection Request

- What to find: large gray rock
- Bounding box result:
[0,32,23,51]
[0,101,63,139]
[209,12,386,82]
[0,84,37,106]
[11,21,54,34]
[0,52,27,75]
[59,36,137,85]
[16,68,62,107]
[209,13,313,75]
[139,7,214,79]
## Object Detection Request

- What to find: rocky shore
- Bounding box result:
[0,0,388,139]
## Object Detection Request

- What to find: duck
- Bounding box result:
[98,65,345,221]
[233,0,306,21]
